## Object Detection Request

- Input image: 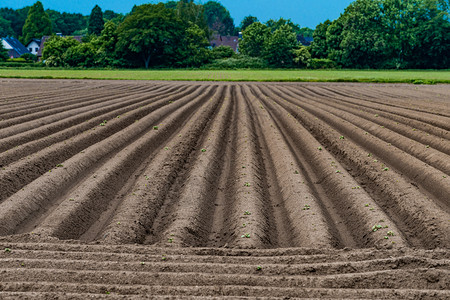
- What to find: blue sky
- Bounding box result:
[4,0,354,29]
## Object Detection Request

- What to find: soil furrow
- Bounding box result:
[0,267,448,290]
[264,85,450,248]
[0,85,210,236]
[0,85,200,203]
[255,85,408,249]
[92,86,224,244]
[282,86,450,175]
[17,86,218,239]
[153,87,233,247]
[0,85,178,138]
[0,84,185,156]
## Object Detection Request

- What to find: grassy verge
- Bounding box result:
[0,68,449,83]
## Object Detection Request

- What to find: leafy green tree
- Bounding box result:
[240,16,258,31]
[88,5,104,35]
[0,41,9,61]
[0,7,29,38]
[292,46,311,68]
[266,18,301,33]
[64,43,96,67]
[21,1,52,44]
[264,24,298,67]
[165,1,178,10]
[211,45,235,59]
[239,22,270,57]
[174,0,209,35]
[310,20,331,58]
[179,23,211,67]
[298,27,314,37]
[47,10,87,35]
[116,3,185,68]
[0,16,14,37]
[42,35,79,66]
[204,1,235,35]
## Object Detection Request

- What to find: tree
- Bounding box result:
[264,24,298,67]
[0,16,14,37]
[88,5,104,35]
[204,1,235,35]
[116,3,186,68]
[42,35,79,66]
[292,46,311,68]
[0,41,9,61]
[266,18,301,33]
[0,7,29,38]
[310,20,331,58]
[179,23,211,67]
[47,10,87,35]
[91,20,119,66]
[240,16,258,31]
[239,22,270,57]
[21,1,52,44]
[64,43,96,67]
[174,0,209,35]
[211,45,235,59]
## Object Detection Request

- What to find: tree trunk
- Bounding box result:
[143,54,151,69]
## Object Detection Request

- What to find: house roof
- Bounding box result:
[297,35,313,46]
[2,37,30,58]
[27,38,41,47]
[210,34,239,52]
[37,35,83,57]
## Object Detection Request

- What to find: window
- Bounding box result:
[35,48,38,52]
[29,48,32,52]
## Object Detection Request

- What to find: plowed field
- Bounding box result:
[0,79,449,299]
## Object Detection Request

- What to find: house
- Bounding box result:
[297,35,313,46]
[26,38,41,55]
[1,37,31,58]
[210,34,240,52]
[37,34,83,61]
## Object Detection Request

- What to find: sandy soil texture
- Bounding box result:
[0,79,449,298]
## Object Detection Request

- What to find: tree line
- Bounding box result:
[1,0,449,69]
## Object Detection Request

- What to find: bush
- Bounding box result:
[20,53,38,62]
[202,55,268,69]
[211,46,235,60]
[0,62,44,68]
[292,46,311,68]
[6,58,27,63]
[308,58,337,69]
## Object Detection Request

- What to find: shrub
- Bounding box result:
[202,55,268,69]
[211,46,236,60]
[308,58,337,69]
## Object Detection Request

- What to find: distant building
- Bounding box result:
[26,38,41,55]
[297,35,313,46]
[210,34,239,52]
[1,37,30,58]
[37,35,83,60]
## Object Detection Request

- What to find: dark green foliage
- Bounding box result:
[0,7,29,38]
[178,23,211,67]
[239,22,270,57]
[64,43,96,67]
[203,55,268,69]
[264,24,298,67]
[266,18,301,33]
[0,41,8,61]
[116,3,186,68]
[174,0,209,35]
[21,1,52,44]
[298,27,314,38]
[0,16,14,37]
[47,10,87,35]
[211,45,235,59]
[311,0,450,69]
[308,58,337,69]
[204,1,235,35]
[42,35,79,66]
[88,5,104,35]
[292,46,311,67]
[240,16,258,31]
[20,53,38,62]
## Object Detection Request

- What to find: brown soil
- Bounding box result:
[0,79,449,299]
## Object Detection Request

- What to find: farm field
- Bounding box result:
[0,68,449,83]
[0,79,449,298]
